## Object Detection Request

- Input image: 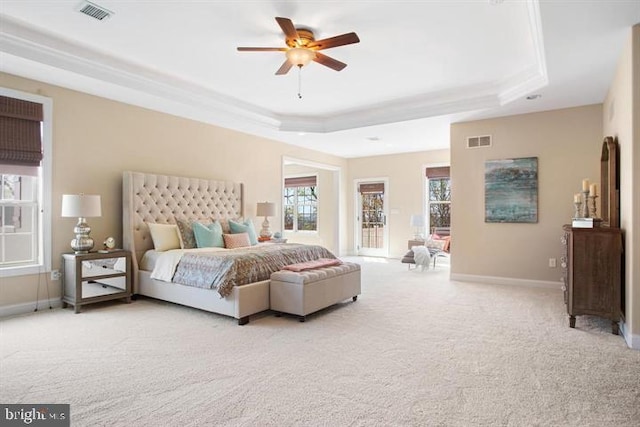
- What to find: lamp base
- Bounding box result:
[71,217,94,253]
[259,217,272,239]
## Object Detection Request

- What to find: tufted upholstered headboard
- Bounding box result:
[122,171,244,284]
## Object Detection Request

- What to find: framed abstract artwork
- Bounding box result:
[485,157,538,223]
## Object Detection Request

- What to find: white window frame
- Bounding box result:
[283,173,319,234]
[423,163,451,234]
[0,88,52,278]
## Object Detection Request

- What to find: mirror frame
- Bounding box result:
[600,136,619,228]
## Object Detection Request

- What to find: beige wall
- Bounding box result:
[0,72,347,310]
[347,150,450,258]
[450,105,603,284]
[603,24,639,344]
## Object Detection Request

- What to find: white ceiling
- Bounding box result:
[1,1,638,158]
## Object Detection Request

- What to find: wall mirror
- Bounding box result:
[600,136,619,227]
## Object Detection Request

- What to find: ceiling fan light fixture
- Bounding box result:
[286,48,316,67]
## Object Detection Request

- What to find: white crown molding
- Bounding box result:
[0,2,548,134]
[0,14,280,130]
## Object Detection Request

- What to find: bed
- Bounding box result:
[122,171,334,325]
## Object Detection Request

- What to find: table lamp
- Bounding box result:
[256,202,276,238]
[61,194,102,253]
[410,214,426,240]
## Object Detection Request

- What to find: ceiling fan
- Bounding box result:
[237,17,360,75]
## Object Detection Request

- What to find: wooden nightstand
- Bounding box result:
[61,250,132,313]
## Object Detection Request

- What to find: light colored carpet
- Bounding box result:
[1,257,639,426]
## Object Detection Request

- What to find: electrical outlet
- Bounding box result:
[548,258,557,268]
[51,270,61,281]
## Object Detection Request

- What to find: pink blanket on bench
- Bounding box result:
[283,258,343,272]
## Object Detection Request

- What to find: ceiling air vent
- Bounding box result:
[77,1,114,21]
[466,135,492,149]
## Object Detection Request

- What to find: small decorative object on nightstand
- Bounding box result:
[98,236,118,253]
[62,250,132,313]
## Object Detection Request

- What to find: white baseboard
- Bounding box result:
[450,273,562,290]
[618,321,640,350]
[0,298,62,318]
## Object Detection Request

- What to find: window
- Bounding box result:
[0,89,51,276]
[426,167,451,232]
[283,176,318,232]
[0,174,38,266]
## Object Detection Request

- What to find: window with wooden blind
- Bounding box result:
[0,89,51,276]
[426,166,451,232]
[283,175,318,232]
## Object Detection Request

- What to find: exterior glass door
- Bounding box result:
[356,180,388,257]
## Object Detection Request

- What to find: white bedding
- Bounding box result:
[141,247,228,282]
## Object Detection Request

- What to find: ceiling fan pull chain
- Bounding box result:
[297,65,303,99]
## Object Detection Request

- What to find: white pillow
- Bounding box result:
[147,223,181,251]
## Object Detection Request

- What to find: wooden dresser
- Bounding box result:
[561,225,623,334]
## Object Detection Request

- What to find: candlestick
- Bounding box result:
[573,201,582,219]
[589,183,598,197]
[582,179,590,192]
[582,190,590,218]
[588,195,598,218]
[573,193,581,203]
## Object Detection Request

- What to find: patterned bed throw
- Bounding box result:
[172,243,336,298]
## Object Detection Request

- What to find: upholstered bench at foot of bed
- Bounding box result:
[270,262,361,322]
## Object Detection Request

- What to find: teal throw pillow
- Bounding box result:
[193,221,224,248]
[228,219,258,245]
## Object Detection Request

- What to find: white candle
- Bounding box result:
[574,193,581,203]
[589,183,598,197]
[582,179,589,192]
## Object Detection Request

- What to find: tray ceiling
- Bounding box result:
[1,1,638,157]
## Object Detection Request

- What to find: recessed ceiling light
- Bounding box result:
[297,132,306,136]
[526,94,542,100]
[366,136,380,142]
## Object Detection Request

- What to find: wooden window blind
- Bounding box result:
[425,166,450,179]
[0,96,43,167]
[284,176,317,188]
[358,183,384,194]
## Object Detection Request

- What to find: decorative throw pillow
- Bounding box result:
[147,223,181,252]
[425,238,447,251]
[193,221,224,248]
[228,219,258,245]
[223,232,251,249]
[441,236,451,252]
[176,218,212,249]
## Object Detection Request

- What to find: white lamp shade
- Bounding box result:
[61,194,102,218]
[410,214,426,227]
[257,202,276,217]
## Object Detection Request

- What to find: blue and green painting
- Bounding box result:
[485,157,538,223]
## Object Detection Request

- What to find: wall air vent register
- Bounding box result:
[466,135,492,149]
[76,1,114,21]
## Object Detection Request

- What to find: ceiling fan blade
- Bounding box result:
[275,60,293,75]
[307,32,360,50]
[275,17,299,42]
[237,47,287,52]
[313,52,347,71]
